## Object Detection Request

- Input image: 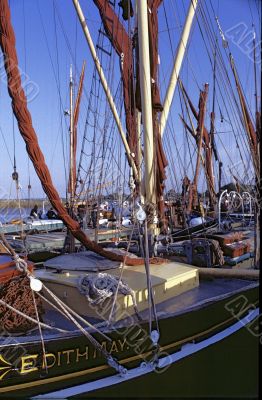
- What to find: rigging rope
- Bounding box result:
[1,0,166,266]
[194,1,254,184]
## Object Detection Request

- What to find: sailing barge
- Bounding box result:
[0,253,259,398]
[0,0,260,398]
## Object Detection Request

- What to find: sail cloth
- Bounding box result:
[94,0,168,222]
[148,0,164,112]
[93,0,138,165]
[135,0,163,112]
[148,0,168,222]
[0,0,166,266]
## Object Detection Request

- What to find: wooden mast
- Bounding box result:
[67,65,75,253]
[252,28,260,269]
[179,82,216,212]
[194,84,209,186]
[137,0,157,234]
[69,65,74,204]
[160,0,198,138]
[185,84,209,214]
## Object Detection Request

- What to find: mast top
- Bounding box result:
[70,64,73,83]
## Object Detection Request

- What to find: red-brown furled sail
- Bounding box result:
[94,0,168,226]
[93,0,138,165]
[148,0,168,224]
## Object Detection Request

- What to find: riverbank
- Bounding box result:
[0,199,52,208]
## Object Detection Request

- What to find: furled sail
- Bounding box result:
[148,0,168,222]
[94,0,168,223]
[93,0,138,167]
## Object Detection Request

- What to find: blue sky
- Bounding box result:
[0,0,260,199]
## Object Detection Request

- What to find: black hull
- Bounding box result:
[0,283,258,398]
[90,326,258,399]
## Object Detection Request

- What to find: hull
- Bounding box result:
[90,323,258,399]
[0,282,258,398]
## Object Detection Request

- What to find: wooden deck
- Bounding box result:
[4,227,135,258]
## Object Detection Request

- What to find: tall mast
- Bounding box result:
[187,83,209,214]
[160,0,198,137]
[136,0,156,229]
[252,27,260,270]
[69,65,74,204]
[252,27,258,115]
[194,84,209,189]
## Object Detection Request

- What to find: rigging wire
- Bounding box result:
[171,0,201,90]
[52,1,91,110]
[75,13,130,206]
[12,114,16,171]
[210,4,256,117]
[22,0,32,205]
[195,1,253,182]
[37,0,74,193]
[52,1,68,193]
[160,1,196,189]
[0,125,13,166]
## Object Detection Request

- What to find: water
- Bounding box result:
[0,207,31,223]
[0,202,131,224]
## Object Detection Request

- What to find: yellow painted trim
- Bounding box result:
[0,303,257,394]
[0,364,109,393]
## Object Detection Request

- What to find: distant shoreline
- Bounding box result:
[0,199,52,209]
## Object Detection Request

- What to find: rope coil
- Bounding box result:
[79,273,132,304]
[78,272,141,320]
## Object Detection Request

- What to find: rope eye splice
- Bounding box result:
[12,253,43,292]
[12,253,28,273]
[136,202,147,224]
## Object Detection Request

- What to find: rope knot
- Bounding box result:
[12,254,28,272]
